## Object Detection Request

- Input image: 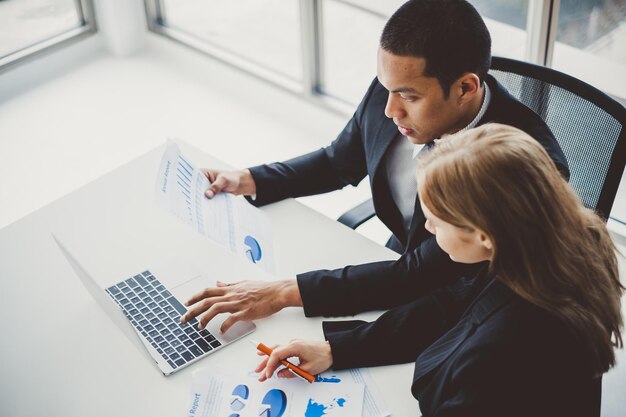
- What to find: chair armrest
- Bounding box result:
[337,198,376,229]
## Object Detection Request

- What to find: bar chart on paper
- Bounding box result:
[156,140,276,274]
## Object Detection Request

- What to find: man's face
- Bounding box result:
[376,48,467,144]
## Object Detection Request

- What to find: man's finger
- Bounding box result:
[185,287,227,307]
[181,294,228,323]
[205,176,228,198]
[254,356,269,373]
[220,312,244,334]
[277,368,296,378]
[197,301,239,329]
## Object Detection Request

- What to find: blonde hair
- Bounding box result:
[418,123,623,375]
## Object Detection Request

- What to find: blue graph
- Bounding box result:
[244,235,262,263]
[230,384,250,412]
[176,155,194,220]
[259,389,287,417]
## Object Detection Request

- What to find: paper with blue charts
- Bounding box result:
[156,140,276,274]
[185,364,391,417]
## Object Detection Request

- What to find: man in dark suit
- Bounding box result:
[181,0,569,332]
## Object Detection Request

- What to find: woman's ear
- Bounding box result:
[478,231,493,251]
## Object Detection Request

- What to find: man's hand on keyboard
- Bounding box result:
[180,279,303,333]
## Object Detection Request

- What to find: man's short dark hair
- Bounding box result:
[380,0,492,98]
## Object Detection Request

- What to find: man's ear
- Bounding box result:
[456,73,481,102]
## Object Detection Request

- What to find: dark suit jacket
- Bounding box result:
[248,75,570,316]
[323,275,601,417]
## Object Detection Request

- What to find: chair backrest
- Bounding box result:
[489,57,626,220]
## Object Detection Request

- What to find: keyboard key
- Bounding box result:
[167,297,187,315]
[115,293,125,300]
[149,290,158,298]
[147,275,157,283]
[159,341,169,349]
[204,334,216,343]
[176,345,187,353]
[148,302,157,309]
[154,295,164,302]
[162,290,172,298]
[163,318,173,325]
[140,307,150,315]
[179,334,190,342]
[167,359,177,369]
[145,325,154,332]
[171,340,181,348]
[168,323,178,330]
[154,336,164,343]
[108,286,120,295]
[175,358,186,367]
[182,351,195,362]
[146,313,155,320]
[157,348,163,354]
[149,330,159,338]
[158,313,168,320]
[184,339,195,347]
[134,275,148,287]
[159,300,169,308]
[156,323,165,331]
[142,270,151,277]
[195,339,212,353]
[165,347,174,355]
[125,278,138,288]
[189,345,203,357]
[166,334,176,342]
[170,352,181,361]
[121,286,132,294]
[130,297,140,304]
[164,306,174,313]
[150,318,160,325]
[120,298,130,306]
[168,311,179,318]
[154,307,163,314]
[173,329,184,337]
[199,329,210,337]
[162,328,171,335]
[156,285,165,292]
[135,302,145,309]
[128,308,138,316]
[138,319,148,327]
[210,340,221,348]
[189,333,200,340]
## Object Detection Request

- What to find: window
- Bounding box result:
[151,0,302,89]
[552,0,626,100]
[0,0,96,70]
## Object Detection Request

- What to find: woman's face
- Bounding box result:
[420,198,493,264]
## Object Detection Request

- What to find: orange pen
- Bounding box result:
[250,339,316,383]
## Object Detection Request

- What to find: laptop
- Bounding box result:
[53,235,256,376]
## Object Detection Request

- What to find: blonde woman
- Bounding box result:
[256,124,624,416]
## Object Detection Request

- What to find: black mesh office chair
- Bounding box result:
[337,56,626,229]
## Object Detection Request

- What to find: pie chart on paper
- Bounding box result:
[244,235,262,264]
[229,384,250,416]
[258,389,287,417]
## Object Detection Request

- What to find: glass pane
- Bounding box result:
[0,0,82,58]
[321,0,529,105]
[161,0,301,82]
[469,0,529,60]
[321,0,393,105]
[552,0,626,99]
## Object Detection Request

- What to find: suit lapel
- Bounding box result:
[412,280,514,385]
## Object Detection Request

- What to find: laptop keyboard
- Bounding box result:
[105,270,221,370]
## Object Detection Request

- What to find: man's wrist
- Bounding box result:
[277,279,303,307]
[240,169,257,195]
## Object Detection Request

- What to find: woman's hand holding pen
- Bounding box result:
[180,279,303,333]
[255,340,334,382]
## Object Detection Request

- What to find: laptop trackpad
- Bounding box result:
[169,274,256,344]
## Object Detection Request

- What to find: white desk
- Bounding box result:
[0,143,418,416]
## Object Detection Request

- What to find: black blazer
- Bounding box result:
[249,76,570,316]
[322,276,601,417]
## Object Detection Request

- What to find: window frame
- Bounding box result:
[0,0,98,73]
